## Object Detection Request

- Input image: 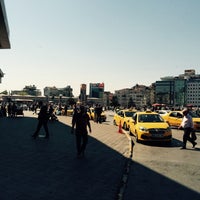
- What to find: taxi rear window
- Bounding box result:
[138,114,164,122]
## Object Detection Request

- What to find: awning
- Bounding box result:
[0,0,10,49]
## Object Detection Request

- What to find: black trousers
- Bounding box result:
[34,119,49,137]
[75,132,88,155]
[183,127,194,147]
[96,114,102,123]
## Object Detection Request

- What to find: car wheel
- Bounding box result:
[113,120,117,126]
[129,128,133,136]
[122,123,126,130]
[123,123,127,130]
[135,132,139,143]
[166,140,172,146]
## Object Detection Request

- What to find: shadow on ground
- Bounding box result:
[0,116,199,200]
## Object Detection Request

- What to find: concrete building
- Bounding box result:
[11,85,41,96]
[114,84,152,109]
[89,83,104,98]
[79,84,87,104]
[102,91,113,107]
[155,69,200,107]
[44,86,73,98]
[186,78,200,106]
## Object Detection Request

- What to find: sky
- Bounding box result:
[1,0,200,96]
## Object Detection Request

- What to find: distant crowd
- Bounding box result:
[0,101,105,122]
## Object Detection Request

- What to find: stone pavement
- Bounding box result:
[0,111,131,200]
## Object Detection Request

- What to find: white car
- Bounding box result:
[157,110,170,116]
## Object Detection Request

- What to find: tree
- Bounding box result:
[128,97,135,108]
[111,96,120,108]
[67,97,76,106]
[0,90,8,95]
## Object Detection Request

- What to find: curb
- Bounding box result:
[116,130,134,200]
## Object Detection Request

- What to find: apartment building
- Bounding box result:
[155,69,200,107]
[114,84,153,109]
[186,78,200,106]
[44,86,73,97]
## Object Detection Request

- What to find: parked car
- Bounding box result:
[87,107,107,122]
[161,111,183,128]
[156,110,170,116]
[162,110,200,130]
[66,109,74,116]
[113,109,137,130]
[129,110,172,143]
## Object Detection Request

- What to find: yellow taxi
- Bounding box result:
[66,109,74,116]
[113,109,137,130]
[129,111,172,143]
[87,107,107,122]
[162,110,200,130]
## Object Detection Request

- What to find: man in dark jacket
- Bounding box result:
[71,105,91,158]
[32,101,49,139]
[96,104,103,123]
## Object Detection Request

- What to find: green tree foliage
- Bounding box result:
[67,97,76,106]
[0,90,8,95]
[111,96,120,108]
[128,97,136,108]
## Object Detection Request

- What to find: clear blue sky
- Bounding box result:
[1,0,200,96]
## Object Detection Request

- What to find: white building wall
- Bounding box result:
[186,80,200,106]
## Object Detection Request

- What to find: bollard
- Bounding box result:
[118,121,123,134]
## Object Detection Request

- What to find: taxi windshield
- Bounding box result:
[125,111,136,117]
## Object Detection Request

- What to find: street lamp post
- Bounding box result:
[59,94,62,105]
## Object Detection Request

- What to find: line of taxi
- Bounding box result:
[87,107,107,122]
[113,109,137,130]
[113,107,200,144]
[113,109,172,143]
[161,110,200,131]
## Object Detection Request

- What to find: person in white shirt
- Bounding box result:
[178,108,197,149]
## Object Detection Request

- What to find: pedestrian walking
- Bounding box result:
[49,104,58,121]
[96,104,103,123]
[11,102,17,117]
[94,104,98,122]
[32,101,50,139]
[7,102,12,117]
[71,105,91,158]
[178,108,197,149]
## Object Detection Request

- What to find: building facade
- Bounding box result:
[186,78,200,106]
[80,84,87,104]
[155,69,200,108]
[114,84,153,109]
[102,91,113,107]
[89,83,104,98]
[23,85,41,96]
[44,85,73,98]
[11,85,41,96]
